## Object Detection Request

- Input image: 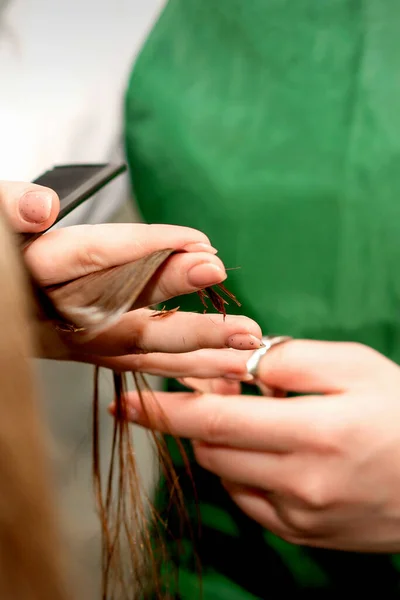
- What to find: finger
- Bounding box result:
[257,339,397,394]
[74,311,262,356]
[0,181,59,232]
[117,391,321,451]
[72,347,254,379]
[24,222,215,284]
[127,252,228,309]
[194,443,289,492]
[222,481,290,538]
[178,377,242,395]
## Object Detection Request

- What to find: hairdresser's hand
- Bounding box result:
[0,180,59,232]
[121,340,400,553]
[0,181,261,363]
[27,225,261,362]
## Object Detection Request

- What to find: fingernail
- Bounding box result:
[19,191,53,224]
[182,242,218,254]
[225,372,254,382]
[187,263,226,287]
[227,334,263,350]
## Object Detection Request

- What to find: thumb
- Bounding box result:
[0,181,60,233]
[257,339,395,394]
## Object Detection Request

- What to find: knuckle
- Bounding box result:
[114,314,154,356]
[187,328,209,351]
[233,315,262,339]
[154,275,173,301]
[129,353,146,370]
[314,408,357,457]
[230,314,257,328]
[74,229,108,274]
[120,338,148,355]
[292,471,333,510]
[282,507,322,537]
[77,248,107,274]
[202,404,231,444]
[340,342,400,388]
[310,424,340,455]
[305,410,349,456]
[340,341,381,370]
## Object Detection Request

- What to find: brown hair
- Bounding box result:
[0,208,70,600]
[44,250,239,599]
[1,210,239,599]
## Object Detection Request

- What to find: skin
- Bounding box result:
[0,180,262,368]
[11,179,397,555]
[121,339,400,554]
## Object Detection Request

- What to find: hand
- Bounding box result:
[121,340,400,553]
[0,179,59,233]
[1,181,262,366]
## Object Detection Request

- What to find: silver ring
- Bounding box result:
[246,335,292,378]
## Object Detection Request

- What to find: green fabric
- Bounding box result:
[125,0,400,596]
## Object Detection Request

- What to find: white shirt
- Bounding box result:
[0,0,166,225]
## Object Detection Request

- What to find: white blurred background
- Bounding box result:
[0,1,167,596]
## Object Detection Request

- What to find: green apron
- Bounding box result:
[125,0,400,596]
